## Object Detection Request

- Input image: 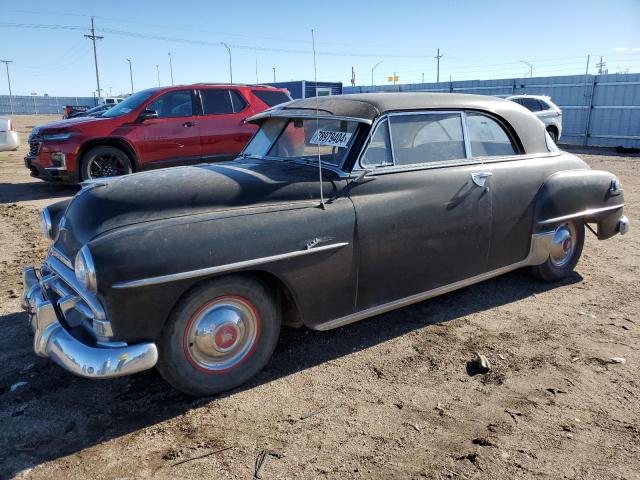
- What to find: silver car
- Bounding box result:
[0,117,20,152]
[507,95,562,143]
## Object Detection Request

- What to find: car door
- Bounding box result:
[348,112,493,311]
[462,111,564,270]
[197,88,258,162]
[138,89,201,167]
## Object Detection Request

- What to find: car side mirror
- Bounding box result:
[140,109,158,121]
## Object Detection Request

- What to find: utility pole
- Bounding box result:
[584,55,590,76]
[596,56,606,75]
[421,72,424,84]
[156,64,160,86]
[221,42,232,84]
[0,60,13,114]
[371,60,382,86]
[255,58,259,84]
[168,52,174,85]
[126,58,133,94]
[273,67,276,82]
[393,71,397,85]
[435,48,443,82]
[351,66,355,86]
[84,17,103,99]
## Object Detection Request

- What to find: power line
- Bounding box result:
[0,22,434,59]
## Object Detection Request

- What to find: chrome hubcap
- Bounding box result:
[185,297,259,372]
[549,222,577,268]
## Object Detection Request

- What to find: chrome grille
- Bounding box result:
[28,134,42,156]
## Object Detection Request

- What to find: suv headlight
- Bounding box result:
[42,131,78,142]
[39,208,53,241]
[75,245,97,292]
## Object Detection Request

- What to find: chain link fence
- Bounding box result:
[0,95,98,116]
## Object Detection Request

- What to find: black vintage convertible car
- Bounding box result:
[22,93,629,396]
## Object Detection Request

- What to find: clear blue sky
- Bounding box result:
[1,0,639,96]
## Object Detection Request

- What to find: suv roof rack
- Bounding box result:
[191,83,278,89]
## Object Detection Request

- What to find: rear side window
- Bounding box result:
[200,89,233,114]
[466,112,517,156]
[389,113,466,165]
[519,97,544,112]
[252,90,291,107]
[147,90,194,118]
[229,90,248,112]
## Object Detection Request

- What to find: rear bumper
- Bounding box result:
[21,264,158,379]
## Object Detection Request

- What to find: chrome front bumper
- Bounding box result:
[21,265,158,379]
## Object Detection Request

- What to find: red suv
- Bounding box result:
[24,84,291,183]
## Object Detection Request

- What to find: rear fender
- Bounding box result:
[534,169,625,240]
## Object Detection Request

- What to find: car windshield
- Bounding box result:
[242,117,360,167]
[101,89,159,118]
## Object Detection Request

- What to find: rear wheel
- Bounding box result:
[80,146,132,180]
[157,275,281,397]
[546,127,559,144]
[530,220,584,282]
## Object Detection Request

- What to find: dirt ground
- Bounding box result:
[0,115,638,480]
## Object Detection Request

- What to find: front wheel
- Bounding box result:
[157,275,281,397]
[80,146,132,180]
[546,127,559,144]
[530,220,584,282]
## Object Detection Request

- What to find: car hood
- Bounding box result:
[56,159,340,255]
[35,116,108,133]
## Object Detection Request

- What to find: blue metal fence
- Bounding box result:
[0,95,97,116]
[344,73,640,148]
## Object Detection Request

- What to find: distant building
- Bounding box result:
[266,81,342,100]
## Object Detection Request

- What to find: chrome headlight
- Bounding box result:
[74,245,97,292]
[39,208,53,241]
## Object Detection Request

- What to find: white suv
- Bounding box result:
[507,95,562,143]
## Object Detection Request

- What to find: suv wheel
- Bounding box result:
[81,146,132,181]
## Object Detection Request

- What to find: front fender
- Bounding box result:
[534,169,625,239]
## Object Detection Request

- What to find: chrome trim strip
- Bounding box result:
[50,246,73,270]
[314,232,554,331]
[538,204,624,226]
[113,242,350,289]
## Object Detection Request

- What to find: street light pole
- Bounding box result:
[371,60,382,86]
[126,58,133,94]
[221,42,232,84]
[156,64,160,86]
[168,52,174,85]
[0,60,13,114]
[273,67,276,82]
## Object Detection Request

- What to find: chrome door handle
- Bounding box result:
[471,171,492,188]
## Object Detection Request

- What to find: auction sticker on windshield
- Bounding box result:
[309,130,353,148]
